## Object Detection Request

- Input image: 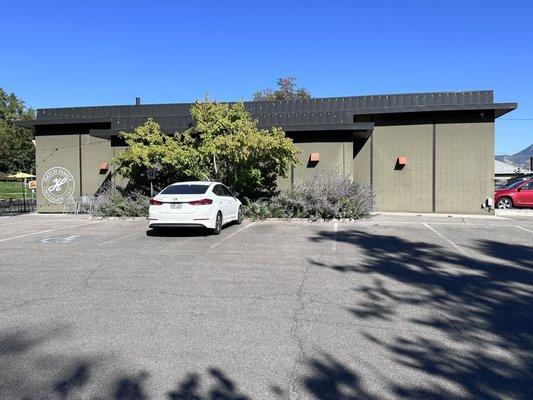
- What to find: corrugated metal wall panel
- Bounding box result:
[35,90,499,132]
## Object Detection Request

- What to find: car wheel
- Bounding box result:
[212,212,223,235]
[236,207,243,224]
[496,197,513,209]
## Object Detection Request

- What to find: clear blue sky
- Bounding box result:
[2,0,532,154]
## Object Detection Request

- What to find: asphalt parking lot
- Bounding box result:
[1,213,532,400]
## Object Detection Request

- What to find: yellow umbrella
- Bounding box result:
[6,172,36,180]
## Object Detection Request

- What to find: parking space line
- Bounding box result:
[515,225,533,234]
[423,222,467,255]
[210,221,256,248]
[1,219,89,227]
[0,221,99,243]
[97,230,146,247]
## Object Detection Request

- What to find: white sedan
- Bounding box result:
[148,181,243,235]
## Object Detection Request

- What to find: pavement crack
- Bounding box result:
[0,295,73,314]
[289,262,312,400]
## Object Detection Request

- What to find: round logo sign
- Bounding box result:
[41,167,75,204]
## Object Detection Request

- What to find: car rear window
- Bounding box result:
[161,184,209,195]
[505,180,525,189]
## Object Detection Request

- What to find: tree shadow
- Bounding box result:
[308,228,533,399]
[7,225,531,399]
[0,323,378,400]
[167,368,250,400]
[0,324,150,400]
[301,353,378,400]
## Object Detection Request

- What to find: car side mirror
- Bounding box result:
[517,186,523,192]
[233,192,240,197]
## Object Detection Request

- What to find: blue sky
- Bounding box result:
[2,0,532,154]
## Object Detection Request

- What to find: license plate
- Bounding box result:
[170,203,182,209]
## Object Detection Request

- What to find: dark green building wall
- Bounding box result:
[35,134,80,213]
[284,115,494,215]
[435,119,494,213]
[35,133,113,213]
[34,113,495,215]
[372,123,434,212]
[352,136,371,184]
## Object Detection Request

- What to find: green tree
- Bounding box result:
[0,89,35,173]
[113,118,204,193]
[253,76,311,102]
[114,97,300,198]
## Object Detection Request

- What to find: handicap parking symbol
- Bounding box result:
[40,235,80,244]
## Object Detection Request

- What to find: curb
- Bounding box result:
[371,211,509,220]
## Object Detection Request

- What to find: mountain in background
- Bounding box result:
[496,144,533,168]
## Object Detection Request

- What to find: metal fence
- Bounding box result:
[0,198,36,215]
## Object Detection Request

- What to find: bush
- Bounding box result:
[92,183,149,217]
[243,171,375,220]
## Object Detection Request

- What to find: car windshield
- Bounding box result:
[160,184,209,195]
[504,180,526,189]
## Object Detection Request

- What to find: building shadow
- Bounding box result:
[308,228,533,400]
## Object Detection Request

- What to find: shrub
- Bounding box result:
[92,183,149,217]
[243,171,375,220]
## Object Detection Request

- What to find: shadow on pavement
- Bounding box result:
[0,323,380,400]
[2,227,531,399]
[146,227,211,237]
[308,228,533,400]
[146,221,242,238]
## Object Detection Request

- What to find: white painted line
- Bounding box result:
[210,222,256,248]
[515,225,533,234]
[423,223,467,255]
[332,222,338,252]
[97,230,145,247]
[1,220,36,227]
[1,218,90,226]
[0,222,99,243]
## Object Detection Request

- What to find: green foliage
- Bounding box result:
[113,118,204,193]
[0,89,35,174]
[253,76,311,102]
[0,181,32,201]
[113,97,300,198]
[92,183,149,217]
[243,171,375,221]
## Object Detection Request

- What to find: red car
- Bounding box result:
[494,178,533,209]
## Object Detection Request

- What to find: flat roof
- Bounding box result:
[15,90,517,138]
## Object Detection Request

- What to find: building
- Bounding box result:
[16,90,516,214]
[495,160,532,187]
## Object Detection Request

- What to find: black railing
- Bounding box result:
[0,198,37,214]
